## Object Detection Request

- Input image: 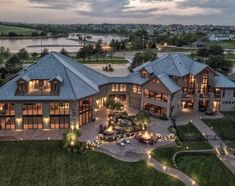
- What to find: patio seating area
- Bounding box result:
[79,108,176,154]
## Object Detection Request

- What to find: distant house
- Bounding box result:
[192,40,205,48]
[208,34,233,42]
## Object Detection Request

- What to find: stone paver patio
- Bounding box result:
[0,129,66,141]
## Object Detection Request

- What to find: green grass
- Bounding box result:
[73,56,128,64]
[176,123,206,142]
[152,142,212,168]
[0,141,184,186]
[202,112,235,146]
[208,40,235,49]
[177,155,235,186]
[0,25,40,36]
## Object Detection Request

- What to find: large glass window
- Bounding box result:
[50,116,69,129]
[50,102,69,115]
[183,75,195,95]
[0,103,15,116]
[0,103,15,130]
[0,117,15,130]
[143,89,168,102]
[120,84,127,92]
[111,84,127,92]
[28,80,51,93]
[79,97,93,125]
[132,85,141,94]
[144,103,167,118]
[23,103,42,115]
[23,116,43,129]
[49,102,70,129]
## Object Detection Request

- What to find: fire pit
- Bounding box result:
[136,131,156,144]
[104,126,114,135]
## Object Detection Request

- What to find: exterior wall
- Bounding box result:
[128,84,141,109]
[141,78,172,119]
[170,90,183,118]
[220,89,235,111]
[42,103,50,129]
[15,103,23,129]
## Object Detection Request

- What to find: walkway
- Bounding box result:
[96,146,199,186]
[176,111,235,175]
[149,158,199,186]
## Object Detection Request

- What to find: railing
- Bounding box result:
[16,91,59,96]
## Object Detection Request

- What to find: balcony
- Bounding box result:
[16,90,59,96]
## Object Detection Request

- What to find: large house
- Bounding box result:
[0,52,235,130]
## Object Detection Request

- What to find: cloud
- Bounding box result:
[21,0,235,24]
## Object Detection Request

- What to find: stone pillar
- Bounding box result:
[15,103,22,129]
[92,98,96,121]
[194,93,200,111]
[69,101,80,128]
[42,103,50,129]
[167,95,171,119]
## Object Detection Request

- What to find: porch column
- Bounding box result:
[15,103,22,129]
[42,103,50,129]
[194,93,200,111]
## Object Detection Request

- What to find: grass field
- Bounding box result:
[202,112,235,147]
[152,142,211,167]
[152,121,235,186]
[208,40,235,49]
[176,123,206,142]
[0,141,184,186]
[177,155,235,186]
[0,25,40,36]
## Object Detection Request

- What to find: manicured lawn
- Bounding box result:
[208,40,235,49]
[152,142,212,167]
[177,155,235,186]
[0,141,184,186]
[176,123,206,142]
[74,56,128,64]
[153,121,235,186]
[0,25,40,36]
[202,112,235,146]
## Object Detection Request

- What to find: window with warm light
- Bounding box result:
[0,103,15,130]
[141,70,148,78]
[132,85,141,94]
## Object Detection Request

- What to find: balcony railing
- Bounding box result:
[16,91,59,96]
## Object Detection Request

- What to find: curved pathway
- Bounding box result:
[149,157,199,186]
[96,147,199,186]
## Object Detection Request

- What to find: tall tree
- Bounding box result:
[60,48,69,56]
[95,39,102,62]
[18,48,29,61]
[5,55,22,73]
[31,52,38,59]
[41,48,49,57]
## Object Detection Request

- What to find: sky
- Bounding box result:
[0,0,234,25]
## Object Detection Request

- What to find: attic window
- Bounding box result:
[141,70,148,78]
[153,79,160,84]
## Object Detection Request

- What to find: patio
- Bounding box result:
[79,107,175,157]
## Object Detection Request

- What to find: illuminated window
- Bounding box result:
[152,79,160,84]
[132,85,141,94]
[50,102,69,115]
[112,84,119,92]
[120,84,127,92]
[141,71,148,78]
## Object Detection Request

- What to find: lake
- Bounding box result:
[0,34,127,53]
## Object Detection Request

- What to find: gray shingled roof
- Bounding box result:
[212,73,235,88]
[157,73,181,93]
[0,52,234,101]
[0,53,99,101]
